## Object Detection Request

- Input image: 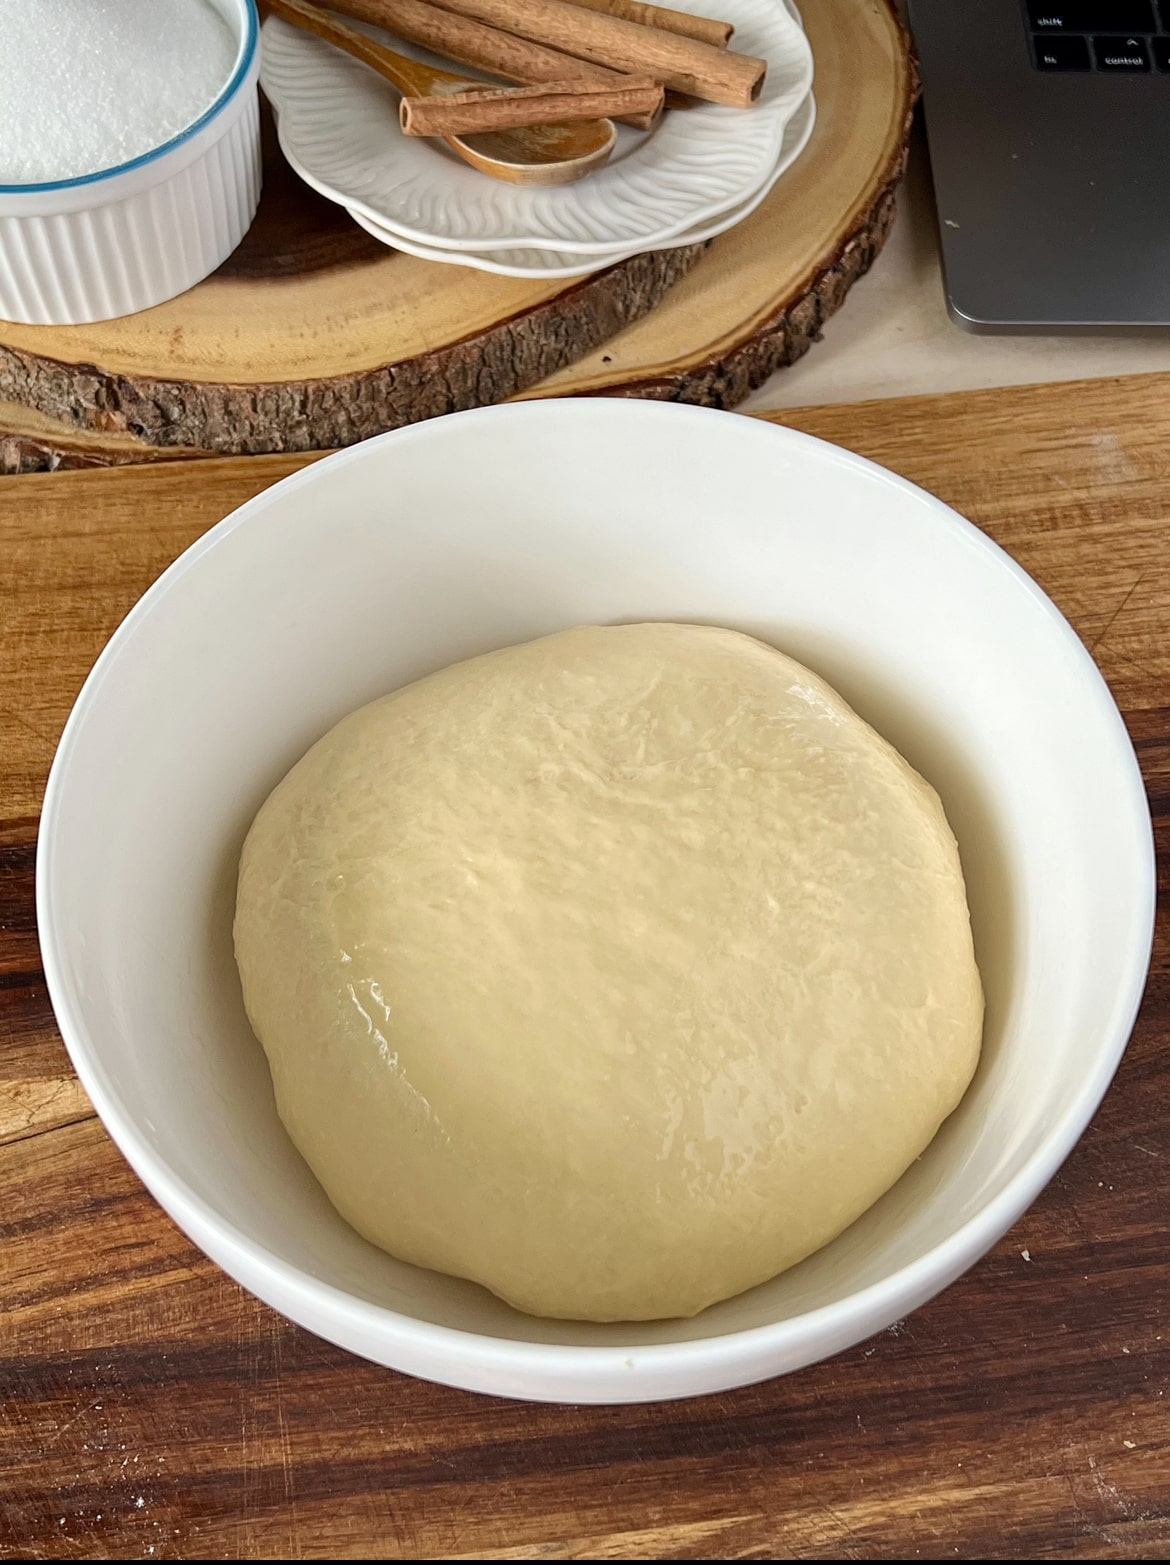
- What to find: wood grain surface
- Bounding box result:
[2,373,1168,1560]
[0,0,914,469]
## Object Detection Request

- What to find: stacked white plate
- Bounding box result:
[260,0,815,280]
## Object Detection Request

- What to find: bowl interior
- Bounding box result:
[39,403,1152,1374]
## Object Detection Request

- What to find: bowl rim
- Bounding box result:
[0,0,259,197]
[35,400,1158,1385]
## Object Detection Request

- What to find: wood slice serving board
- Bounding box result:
[0,0,914,473]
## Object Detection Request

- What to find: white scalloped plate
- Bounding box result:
[260,0,813,255]
[348,86,815,278]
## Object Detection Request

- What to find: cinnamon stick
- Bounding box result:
[562,0,732,50]
[400,76,663,137]
[324,0,663,129]
[421,0,765,105]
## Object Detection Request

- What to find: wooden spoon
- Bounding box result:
[265,0,618,185]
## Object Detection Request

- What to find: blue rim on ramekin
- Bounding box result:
[0,0,259,196]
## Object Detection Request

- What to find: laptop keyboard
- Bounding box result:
[1027,2,1170,71]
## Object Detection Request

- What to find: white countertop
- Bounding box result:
[744,127,1170,413]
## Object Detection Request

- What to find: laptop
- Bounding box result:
[906,1,1170,328]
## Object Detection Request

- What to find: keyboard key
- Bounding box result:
[1027,2,1154,29]
[1033,32,1092,68]
[1094,34,1151,68]
[1153,34,1170,67]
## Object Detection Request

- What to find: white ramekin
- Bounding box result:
[0,0,261,326]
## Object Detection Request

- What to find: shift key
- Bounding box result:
[1027,3,1155,30]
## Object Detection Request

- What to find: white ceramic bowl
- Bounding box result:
[0,0,260,326]
[37,402,1154,1404]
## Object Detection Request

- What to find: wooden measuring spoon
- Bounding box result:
[265,0,618,185]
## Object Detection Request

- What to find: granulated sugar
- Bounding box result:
[0,1,237,185]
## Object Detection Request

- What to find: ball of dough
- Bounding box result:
[235,624,983,1321]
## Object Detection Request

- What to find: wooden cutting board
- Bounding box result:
[0,0,915,471]
[2,374,1168,1559]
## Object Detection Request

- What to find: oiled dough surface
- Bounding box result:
[235,624,983,1321]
